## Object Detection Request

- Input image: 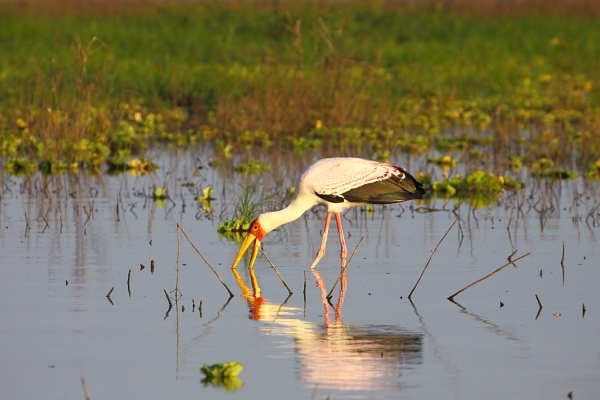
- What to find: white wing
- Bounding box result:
[299,158,404,196]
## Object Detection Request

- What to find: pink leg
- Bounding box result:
[310,211,332,269]
[334,212,348,268]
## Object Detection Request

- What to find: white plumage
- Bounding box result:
[232,157,425,270]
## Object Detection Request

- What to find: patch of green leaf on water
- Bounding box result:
[430,170,526,207]
[153,187,167,199]
[197,187,215,213]
[200,362,244,391]
[530,158,578,180]
[428,155,458,169]
[5,158,38,176]
[38,160,79,175]
[585,159,600,179]
[234,160,271,174]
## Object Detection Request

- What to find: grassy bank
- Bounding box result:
[1,0,600,175]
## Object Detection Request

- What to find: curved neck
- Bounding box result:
[259,195,314,233]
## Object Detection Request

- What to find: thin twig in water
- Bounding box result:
[174,226,181,297]
[409,217,458,299]
[326,237,363,300]
[535,294,543,320]
[259,247,293,295]
[164,289,173,307]
[303,270,307,313]
[177,224,234,297]
[106,287,114,298]
[561,240,565,286]
[127,269,131,297]
[507,249,518,262]
[447,253,531,301]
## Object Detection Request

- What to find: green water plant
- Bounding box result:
[200,362,244,391]
[585,159,600,179]
[530,158,578,180]
[5,158,38,176]
[234,160,271,175]
[197,187,215,213]
[218,176,272,239]
[431,170,526,207]
[428,155,458,170]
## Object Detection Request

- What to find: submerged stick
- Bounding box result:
[447,253,531,301]
[409,217,458,299]
[326,237,363,300]
[106,287,114,298]
[259,247,293,295]
[81,376,91,400]
[177,224,234,297]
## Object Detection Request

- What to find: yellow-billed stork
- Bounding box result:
[231,157,425,270]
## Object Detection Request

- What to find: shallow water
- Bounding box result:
[1,147,599,399]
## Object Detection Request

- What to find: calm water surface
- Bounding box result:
[1,147,599,399]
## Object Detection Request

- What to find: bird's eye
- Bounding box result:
[253,225,258,230]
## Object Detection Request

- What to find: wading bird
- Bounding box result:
[232,157,425,270]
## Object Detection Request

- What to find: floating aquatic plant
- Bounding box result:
[5,158,38,176]
[530,158,578,180]
[200,362,244,391]
[234,160,271,175]
[428,155,458,170]
[430,170,526,207]
[197,187,215,213]
[585,159,600,179]
[153,187,167,199]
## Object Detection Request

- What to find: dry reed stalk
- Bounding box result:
[258,247,293,295]
[176,224,234,297]
[409,217,459,299]
[448,253,531,301]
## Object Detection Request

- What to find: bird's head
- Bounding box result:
[231,218,268,269]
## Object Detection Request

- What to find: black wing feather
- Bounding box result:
[342,170,425,204]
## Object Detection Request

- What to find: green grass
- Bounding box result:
[1,0,600,173]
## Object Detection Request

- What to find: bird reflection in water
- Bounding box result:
[233,269,423,392]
